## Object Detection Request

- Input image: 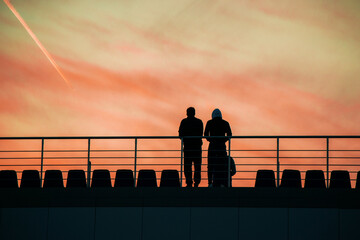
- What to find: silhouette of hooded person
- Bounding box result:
[179,107,204,187]
[204,108,232,187]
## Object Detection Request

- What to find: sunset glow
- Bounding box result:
[1,1,360,186]
[1,0,359,137]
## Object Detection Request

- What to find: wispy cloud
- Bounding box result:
[1,0,360,138]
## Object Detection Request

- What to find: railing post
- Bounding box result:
[40,138,44,187]
[228,137,231,187]
[180,138,183,187]
[87,138,91,188]
[134,138,138,187]
[277,137,280,187]
[326,137,329,188]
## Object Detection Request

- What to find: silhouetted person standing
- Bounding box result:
[204,109,232,187]
[179,107,203,187]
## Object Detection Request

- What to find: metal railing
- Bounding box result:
[0,135,359,188]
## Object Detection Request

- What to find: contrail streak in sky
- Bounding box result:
[4,0,72,89]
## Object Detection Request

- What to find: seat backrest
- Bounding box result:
[280,169,302,188]
[43,170,64,188]
[160,170,180,187]
[91,169,112,188]
[20,170,40,188]
[114,169,134,187]
[0,170,18,188]
[137,169,157,187]
[67,170,87,188]
[304,170,326,188]
[255,170,276,188]
[330,170,351,189]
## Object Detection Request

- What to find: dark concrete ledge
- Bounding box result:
[1,187,360,208]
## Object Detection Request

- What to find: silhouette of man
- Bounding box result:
[179,107,203,187]
[204,108,232,187]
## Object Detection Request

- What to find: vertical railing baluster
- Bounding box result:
[87,138,91,188]
[277,137,280,187]
[40,138,44,187]
[326,137,329,188]
[228,137,231,187]
[180,138,184,187]
[134,138,138,187]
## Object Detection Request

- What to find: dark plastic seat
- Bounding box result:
[20,170,40,188]
[280,169,301,188]
[137,169,157,187]
[160,170,180,187]
[330,170,351,189]
[304,170,326,188]
[356,171,360,189]
[0,170,18,188]
[43,170,64,188]
[91,169,112,188]
[67,170,86,188]
[114,169,134,187]
[255,170,276,187]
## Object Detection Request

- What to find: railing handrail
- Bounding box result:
[1,135,359,188]
[0,135,360,140]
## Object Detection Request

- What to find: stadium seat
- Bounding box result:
[280,169,301,188]
[255,170,276,187]
[67,170,86,188]
[160,170,180,187]
[0,170,18,188]
[20,170,40,188]
[330,170,351,189]
[304,170,326,188]
[43,170,64,188]
[91,169,112,188]
[114,169,134,187]
[137,169,157,187]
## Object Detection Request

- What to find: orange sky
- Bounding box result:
[1,0,360,137]
[1,1,360,186]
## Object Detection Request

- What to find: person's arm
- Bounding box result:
[179,120,184,137]
[227,122,232,137]
[197,120,204,144]
[224,121,232,143]
[204,121,211,142]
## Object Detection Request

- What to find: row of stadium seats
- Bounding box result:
[255,169,359,188]
[0,169,178,188]
[0,169,359,188]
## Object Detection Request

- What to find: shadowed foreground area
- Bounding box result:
[1,188,360,240]
[1,187,360,208]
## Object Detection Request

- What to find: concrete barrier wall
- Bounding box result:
[1,207,359,240]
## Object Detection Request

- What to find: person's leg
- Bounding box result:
[220,149,229,187]
[213,145,227,187]
[212,153,221,187]
[207,147,215,186]
[219,159,228,187]
[183,149,193,187]
[193,146,202,187]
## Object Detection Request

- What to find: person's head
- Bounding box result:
[187,107,195,117]
[212,108,222,119]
